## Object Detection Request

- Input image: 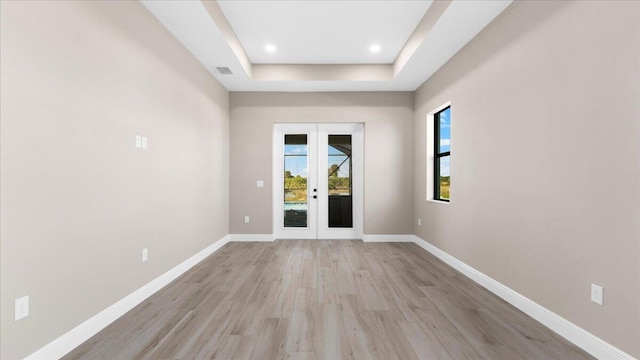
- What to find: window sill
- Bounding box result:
[427,199,450,205]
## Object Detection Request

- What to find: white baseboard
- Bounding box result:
[25,235,231,360]
[230,234,414,242]
[24,234,635,360]
[229,233,275,242]
[412,236,636,360]
[363,234,415,242]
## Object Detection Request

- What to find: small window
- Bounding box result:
[434,106,450,201]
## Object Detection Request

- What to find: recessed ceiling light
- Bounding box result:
[265,44,276,53]
[369,44,381,53]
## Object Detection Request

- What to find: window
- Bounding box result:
[434,106,450,201]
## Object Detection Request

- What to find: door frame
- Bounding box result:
[273,124,318,239]
[273,123,364,240]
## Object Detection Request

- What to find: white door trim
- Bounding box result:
[273,124,318,239]
[273,123,364,240]
[317,123,364,239]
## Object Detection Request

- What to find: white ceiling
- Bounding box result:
[218,0,432,64]
[141,0,512,92]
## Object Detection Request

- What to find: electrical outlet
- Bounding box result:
[142,248,148,262]
[418,218,422,226]
[244,216,250,224]
[591,283,603,305]
[15,296,29,321]
[257,180,264,188]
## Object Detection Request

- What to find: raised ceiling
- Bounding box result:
[141,0,512,92]
[218,1,432,64]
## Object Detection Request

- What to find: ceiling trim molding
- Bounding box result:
[393,0,451,76]
[253,64,393,82]
[200,0,252,77]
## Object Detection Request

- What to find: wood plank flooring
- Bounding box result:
[64,240,593,360]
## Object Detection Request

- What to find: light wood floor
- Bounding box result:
[64,240,593,360]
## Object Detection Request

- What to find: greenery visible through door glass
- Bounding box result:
[284,134,308,227]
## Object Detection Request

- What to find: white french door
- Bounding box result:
[273,123,363,240]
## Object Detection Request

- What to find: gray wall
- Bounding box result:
[0,2,229,358]
[229,92,414,235]
[413,1,639,357]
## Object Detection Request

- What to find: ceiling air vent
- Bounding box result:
[216,67,233,75]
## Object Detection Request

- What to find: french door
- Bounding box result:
[273,123,363,239]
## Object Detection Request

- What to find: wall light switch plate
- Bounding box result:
[136,135,142,148]
[244,216,250,224]
[257,180,264,188]
[141,137,148,149]
[15,296,29,321]
[142,248,148,262]
[591,283,603,305]
[418,218,422,226]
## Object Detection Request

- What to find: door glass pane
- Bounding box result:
[328,135,352,228]
[284,135,308,227]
